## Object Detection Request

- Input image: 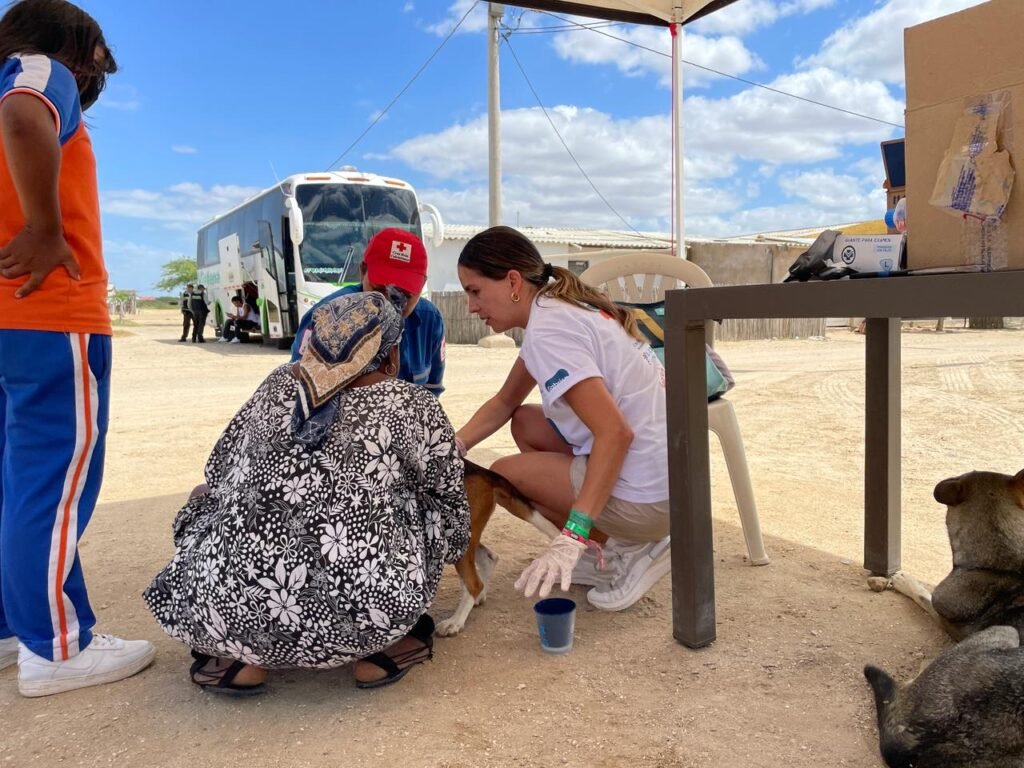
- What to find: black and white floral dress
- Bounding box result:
[144,366,469,669]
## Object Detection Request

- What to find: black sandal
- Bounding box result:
[189,651,267,697]
[355,614,435,690]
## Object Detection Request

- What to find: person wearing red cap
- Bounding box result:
[289,228,445,396]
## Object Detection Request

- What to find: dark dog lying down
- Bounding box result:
[865,625,1024,768]
[891,469,1024,640]
[865,469,1024,766]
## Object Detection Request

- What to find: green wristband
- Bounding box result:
[567,508,593,538]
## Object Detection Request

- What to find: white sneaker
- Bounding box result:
[0,636,17,671]
[217,337,229,343]
[229,338,241,344]
[571,547,616,587]
[18,633,155,698]
[586,537,672,612]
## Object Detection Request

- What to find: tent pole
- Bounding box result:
[671,6,685,259]
[488,3,504,227]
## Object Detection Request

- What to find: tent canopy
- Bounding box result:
[495,0,740,27]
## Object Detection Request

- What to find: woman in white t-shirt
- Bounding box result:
[456,226,670,612]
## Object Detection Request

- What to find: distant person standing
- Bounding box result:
[0,0,155,697]
[188,283,209,343]
[179,282,194,342]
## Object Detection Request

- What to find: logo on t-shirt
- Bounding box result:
[544,368,569,392]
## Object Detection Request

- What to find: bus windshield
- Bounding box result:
[295,183,422,285]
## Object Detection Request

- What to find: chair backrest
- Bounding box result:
[579,251,715,345]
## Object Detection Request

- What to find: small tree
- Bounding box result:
[154,257,197,293]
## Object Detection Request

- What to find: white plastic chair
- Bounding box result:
[580,252,769,565]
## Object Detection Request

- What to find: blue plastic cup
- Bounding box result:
[534,597,576,654]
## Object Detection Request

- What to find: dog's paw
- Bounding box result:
[890,570,920,595]
[434,617,465,637]
[474,589,488,607]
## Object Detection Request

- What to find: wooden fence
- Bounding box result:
[431,291,822,345]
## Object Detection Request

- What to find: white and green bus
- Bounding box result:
[196,170,443,346]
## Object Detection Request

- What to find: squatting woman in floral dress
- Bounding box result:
[144,291,470,694]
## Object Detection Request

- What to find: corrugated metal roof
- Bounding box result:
[744,221,887,241]
[439,223,674,250]
[433,220,882,251]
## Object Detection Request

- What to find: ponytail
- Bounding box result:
[539,265,644,342]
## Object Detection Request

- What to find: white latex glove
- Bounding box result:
[515,534,586,599]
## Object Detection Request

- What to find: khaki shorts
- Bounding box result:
[570,455,669,543]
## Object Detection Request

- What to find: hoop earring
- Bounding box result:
[384,363,397,376]
[511,292,521,303]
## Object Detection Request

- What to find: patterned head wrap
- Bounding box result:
[290,291,404,447]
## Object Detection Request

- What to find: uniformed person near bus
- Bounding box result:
[188,283,209,343]
[179,282,194,342]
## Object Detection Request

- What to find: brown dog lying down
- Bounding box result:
[864,625,1024,768]
[890,469,1024,640]
[435,460,558,637]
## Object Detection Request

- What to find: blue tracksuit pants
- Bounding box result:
[0,330,110,661]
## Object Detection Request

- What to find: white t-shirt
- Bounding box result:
[519,296,668,502]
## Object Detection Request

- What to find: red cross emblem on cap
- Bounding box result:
[389,239,412,262]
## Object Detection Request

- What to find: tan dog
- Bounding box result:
[890,468,1024,641]
[435,460,558,637]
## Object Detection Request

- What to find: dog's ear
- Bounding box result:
[1011,469,1024,509]
[934,477,966,506]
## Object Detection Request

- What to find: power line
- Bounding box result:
[502,33,658,242]
[521,10,905,130]
[323,1,481,171]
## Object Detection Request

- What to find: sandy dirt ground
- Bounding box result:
[2,308,1023,767]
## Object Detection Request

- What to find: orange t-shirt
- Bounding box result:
[0,54,110,335]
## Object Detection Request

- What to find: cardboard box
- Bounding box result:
[904,0,1024,270]
[832,235,906,274]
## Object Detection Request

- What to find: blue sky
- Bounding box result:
[74,0,985,292]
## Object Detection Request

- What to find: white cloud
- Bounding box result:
[426,0,489,35]
[102,182,262,224]
[690,0,835,37]
[387,63,900,234]
[403,2,414,11]
[549,23,761,88]
[98,84,140,111]
[171,145,197,154]
[801,0,988,83]
[685,68,903,164]
[102,239,187,292]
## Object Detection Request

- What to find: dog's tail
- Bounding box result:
[464,459,535,521]
[864,665,917,768]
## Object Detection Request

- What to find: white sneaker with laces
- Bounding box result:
[586,536,672,612]
[571,546,616,587]
[229,338,241,344]
[18,633,155,698]
[0,636,17,671]
[217,337,229,343]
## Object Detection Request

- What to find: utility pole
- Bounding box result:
[488,3,504,227]
[671,2,686,257]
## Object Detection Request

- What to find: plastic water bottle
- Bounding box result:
[894,198,907,233]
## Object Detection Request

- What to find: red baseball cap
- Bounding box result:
[363,228,428,296]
